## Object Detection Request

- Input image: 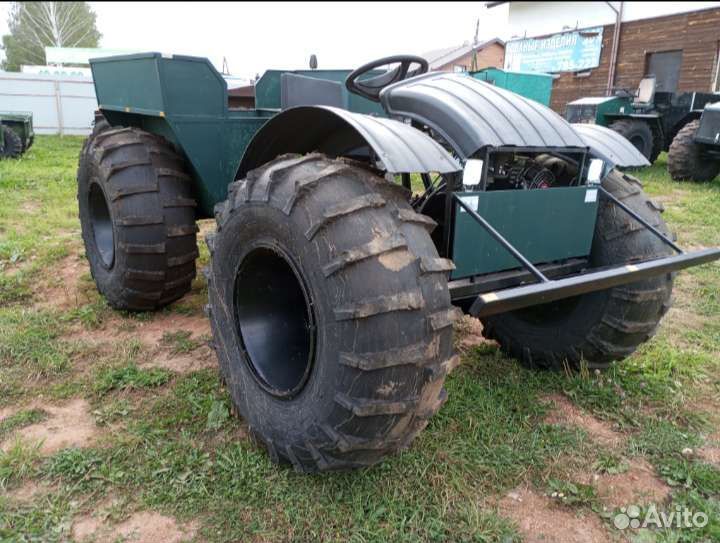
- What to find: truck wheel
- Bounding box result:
[206,153,459,472]
[667,120,720,182]
[0,125,23,159]
[609,119,654,161]
[77,127,198,311]
[481,169,673,370]
[649,126,664,164]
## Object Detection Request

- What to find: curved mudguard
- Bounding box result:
[380,72,586,159]
[237,105,460,178]
[571,123,650,168]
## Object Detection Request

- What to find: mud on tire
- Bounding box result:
[206,153,460,472]
[77,125,198,311]
[481,169,673,370]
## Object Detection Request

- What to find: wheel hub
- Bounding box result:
[88,182,115,268]
[233,245,315,398]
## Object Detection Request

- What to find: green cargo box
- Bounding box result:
[470,68,553,107]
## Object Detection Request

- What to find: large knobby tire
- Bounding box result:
[77,126,198,311]
[609,119,654,161]
[482,170,673,370]
[0,125,23,159]
[206,153,460,472]
[667,120,720,182]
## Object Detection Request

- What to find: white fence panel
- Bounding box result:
[0,71,97,135]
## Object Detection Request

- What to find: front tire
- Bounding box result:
[206,154,460,472]
[482,170,673,370]
[667,120,720,182]
[77,126,198,311]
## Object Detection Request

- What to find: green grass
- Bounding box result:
[1,138,719,541]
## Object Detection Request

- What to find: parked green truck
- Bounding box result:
[78,53,720,472]
[0,111,34,159]
[565,77,717,164]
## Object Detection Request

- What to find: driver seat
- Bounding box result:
[634,76,656,108]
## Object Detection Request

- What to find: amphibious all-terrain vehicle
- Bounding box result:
[668,101,720,182]
[78,53,720,472]
[565,77,718,163]
[0,111,34,159]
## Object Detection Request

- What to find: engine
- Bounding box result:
[484,153,579,191]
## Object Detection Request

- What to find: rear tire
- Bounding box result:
[0,125,23,159]
[609,119,654,162]
[206,153,459,472]
[481,170,673,370]
[77,126,198,311]
[667,120,720,182]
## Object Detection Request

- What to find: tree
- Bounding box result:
[1,2,101,71]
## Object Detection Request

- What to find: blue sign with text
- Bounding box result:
[504,27,604,73]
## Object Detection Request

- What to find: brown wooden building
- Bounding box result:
[549,7,720,113]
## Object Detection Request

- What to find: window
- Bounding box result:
[453,65,467,73]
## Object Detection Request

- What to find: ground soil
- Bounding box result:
[543,394,625,448]
[499,487,615,543]
[1,398,99,454]
[72,509,197,543]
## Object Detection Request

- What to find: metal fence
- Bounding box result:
[0,71,96,135]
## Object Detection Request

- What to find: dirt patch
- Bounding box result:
[498,487,612,543]
[594,458,671,509]
[696,445,720,467]
[2,399,99,454]
[123,313,211,349]
[143,344,216,374]
[73,510,197,543]
[543,394,625,448]
[35,254,89,310]
[66,311,211,352]
[0,406,17,421]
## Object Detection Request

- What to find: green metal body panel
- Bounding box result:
[470,68,553,107]
[0,111,34,150]
[451,186,599,278]
[564,96,631,126]
[91,53,276,217]
[254,69,385,114]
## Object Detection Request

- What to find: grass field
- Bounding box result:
[0,136,719,542]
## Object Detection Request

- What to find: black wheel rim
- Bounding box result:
[233,244,316,398]
[88,182,114,268]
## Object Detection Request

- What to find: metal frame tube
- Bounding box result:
[598,186,683,253]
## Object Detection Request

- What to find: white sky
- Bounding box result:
[0,2,511,79]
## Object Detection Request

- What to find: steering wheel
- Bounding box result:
[345,55,429,102]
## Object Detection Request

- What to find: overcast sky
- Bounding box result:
[0,2,511,78]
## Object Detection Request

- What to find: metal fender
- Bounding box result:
[380,72,586,159]
[572,123,651,168]
[236,105,460,178]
